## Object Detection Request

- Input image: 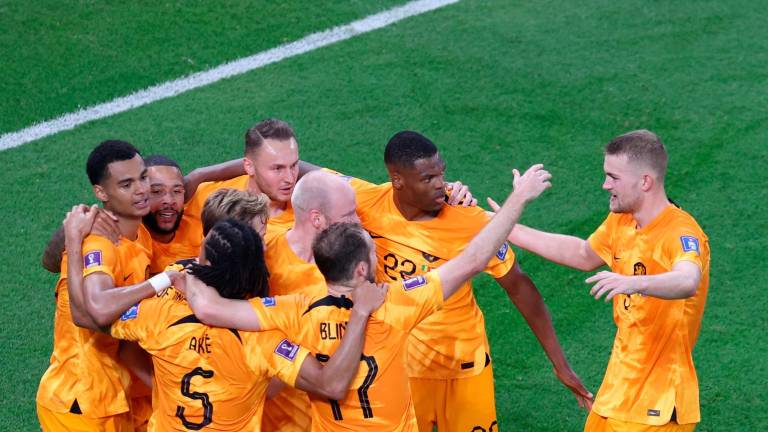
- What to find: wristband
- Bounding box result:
[148,272,172,295]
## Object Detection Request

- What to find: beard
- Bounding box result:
[365,265,376,283]
[143,208,184,235]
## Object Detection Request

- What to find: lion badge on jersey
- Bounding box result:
[83,250,102,269]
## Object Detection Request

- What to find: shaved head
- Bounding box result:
[292,171,358,226]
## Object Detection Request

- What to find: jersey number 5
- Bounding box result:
[177,367,214,430]
[318,353,378,420]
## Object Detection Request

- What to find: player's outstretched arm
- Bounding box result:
[487,198,605,272]
[437,165,551,299]
[182,274,264,331]
[496,263,593,409]
[294,282,387,399]
[183,158,246,201]
[587,260,701,301]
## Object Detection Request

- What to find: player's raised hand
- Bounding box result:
[553,366,594,411]
[352,281,388,316]
[586,271,639,301]
[512,164,552,203]
[63,204,98,243]
[91,207,121,245]
[445,181,478,207]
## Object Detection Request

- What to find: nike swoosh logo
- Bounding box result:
[613,256,621,261]
[123,273,133,282]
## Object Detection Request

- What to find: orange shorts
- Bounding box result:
[411,362,497,432]
[262,386,313,431]
[37,402,134,432]
[585,411,697,432]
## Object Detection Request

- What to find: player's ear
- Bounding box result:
[641,174,653,192]
[390,171,403,190]
[243,156,256,176]
[310,209,324,230]
[92,184,108,202]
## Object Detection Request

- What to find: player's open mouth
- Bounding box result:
[157,210,177,222]
[134,198,149,210]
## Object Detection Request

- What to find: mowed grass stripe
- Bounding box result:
[2,0,766,430]
[0,0,458,150]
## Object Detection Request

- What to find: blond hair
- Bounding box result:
[201,188,269,236]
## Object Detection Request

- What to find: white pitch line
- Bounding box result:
[0,0,459,151]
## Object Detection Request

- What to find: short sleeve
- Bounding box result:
[81,235,119,280]
[250,294,308,335]
[484,243,516,278]
[374,271,444,332]
[661,228,705,271]
[588,214,614,266]
[109,297,163,343]
[245,330,311,387]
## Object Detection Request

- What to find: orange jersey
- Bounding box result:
[37,227,153,417]
[265,230,327,298]
[251,272,445,431]
[262,230,327,431]
[345,177,515,379]
[110,286,310,431]
[180,175,250,254]
[587,204,710,425]
[182,174,294,245]
[148,216,200,275]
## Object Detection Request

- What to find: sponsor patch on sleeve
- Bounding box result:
[274,339,300,361]
[496,243,509,260]
[119,303,139,321]
[83,250,103,269]
[402,275,427,291]
[680,236,700,254]
[261,297,276,307]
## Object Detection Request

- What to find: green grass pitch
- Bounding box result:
[1,0,766,430]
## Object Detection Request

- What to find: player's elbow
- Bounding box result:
[191,302,218,326]
[41,253,60,274]
[680,280,698,299]
[91,310,116,328]
[71,310,99,331]
[322,381,348,401]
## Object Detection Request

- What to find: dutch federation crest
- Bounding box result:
[680,236,700,254]
[83,250,102,269]
[262,297,276,307]
[496,243,509,260]
[274,339,300,361]
[120,303,139,321]
[403,275,427,291]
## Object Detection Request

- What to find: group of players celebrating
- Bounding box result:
[35,119,710,432]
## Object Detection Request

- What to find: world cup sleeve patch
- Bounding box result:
[120,303,140,321]
[83,250,103,268]
[403,275,427,291]
[680,236,700,254]
[496,243,509,260]
[274,339,300,361]
[262,297,276,307]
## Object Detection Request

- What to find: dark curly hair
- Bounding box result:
[187,219,269,300]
